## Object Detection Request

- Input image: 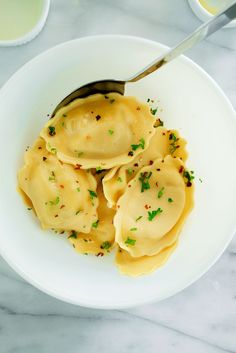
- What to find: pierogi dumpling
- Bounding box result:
[40,93,156,169]
[114,156,187,257]
[18,138,98,232]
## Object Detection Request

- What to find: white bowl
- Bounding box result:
[0,35,236,309]
[0,0,50,47]
[188,0,236,28]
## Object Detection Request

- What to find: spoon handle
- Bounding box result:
[128,1,236,82]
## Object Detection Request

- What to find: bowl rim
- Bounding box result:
[0,0,50,47]
[0,34,236,309]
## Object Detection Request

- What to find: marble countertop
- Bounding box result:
[0,1,236,352]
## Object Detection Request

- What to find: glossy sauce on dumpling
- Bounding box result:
[40,93,156,169]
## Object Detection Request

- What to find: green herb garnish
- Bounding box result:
[168,198,173,203]
[48,126,56,136]
[148,208,163,221]
[92,220,99,228]
[101,241,111,250]
[127,168,133,176]
[130,227,137,231]
[68,230,77,239]
[139,171,152,192]
[88,190,97,200]
[110,99,115,104]
[108,129,114,135]
[131,138,145,151]
[62,114,67,117]
[183,170,195,186]
[49,196,60,206]
[75,210,81,215]
[158,187,165,199]
[150,107,158,115]
[76,187,80,192]
[135,216,143,222]
[117,177,123,183]
[125,237,136,246]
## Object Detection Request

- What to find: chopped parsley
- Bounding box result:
[117,177,123,183]
[183,170,195,186]
[139,171,152,192]
[47,143,57,155]
[127,168,133,175]
[135,216,143,222]
[48,171,56,182]
[62,114,67,117]
[77,151,84,157]
[48,126,56,136]
[76,187,80,192]
[125,237,136,246]
[101,241,111,250]
[147,98,150,103]
[68,231,78,239]
[131,138,145,151]
[75,210,81,215]
[168,198,173,203]
[88,190,97,200]
[92,220,99,228]
[148,208,163,221]
[199,178,203,183]
[49,196,60,206]
[169,132,179,154]
[108,129,114,135]
[158,187,165,199]
[110,99,115,104]
[150,107,158,115]
[130,227,137,231]
[96,166,102,171]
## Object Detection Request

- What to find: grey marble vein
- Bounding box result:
[0,0,236,352]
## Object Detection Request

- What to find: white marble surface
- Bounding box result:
[0,0,236,352]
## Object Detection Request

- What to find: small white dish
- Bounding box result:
[188,0,236,28]
[0,0,50,47]
[0,35,236,309]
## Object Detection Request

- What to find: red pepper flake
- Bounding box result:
[96,115,101,121]
[74,164,82,170]
[179,166,184,173]
[72,244,75,248]
[60,231,65,234]
[43,157,47,161]
[60,205,65,209]
[162,132,166,136]
[134,163,139,167]
[156,182,159,187]
[149,160,153,165]
[149,206,151,209]
[157,168,160,171]
[128,151,134,156]
[119,249,122,253]
[96,252,104,257]
[86,135,91,140]
[38,146,42,150]
[117,205,120,209]
[59,184,64,189]
[161,159,164,163]
[128,185,131,188]
[136,107,141,111]
[145,204,149,210]
[91,111,94,114]
[187,181,192,187]
[54,214,59,218]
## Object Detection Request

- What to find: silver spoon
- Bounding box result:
[52,1,236,116]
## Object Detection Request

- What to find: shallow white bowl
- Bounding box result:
[0,35,236,309]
